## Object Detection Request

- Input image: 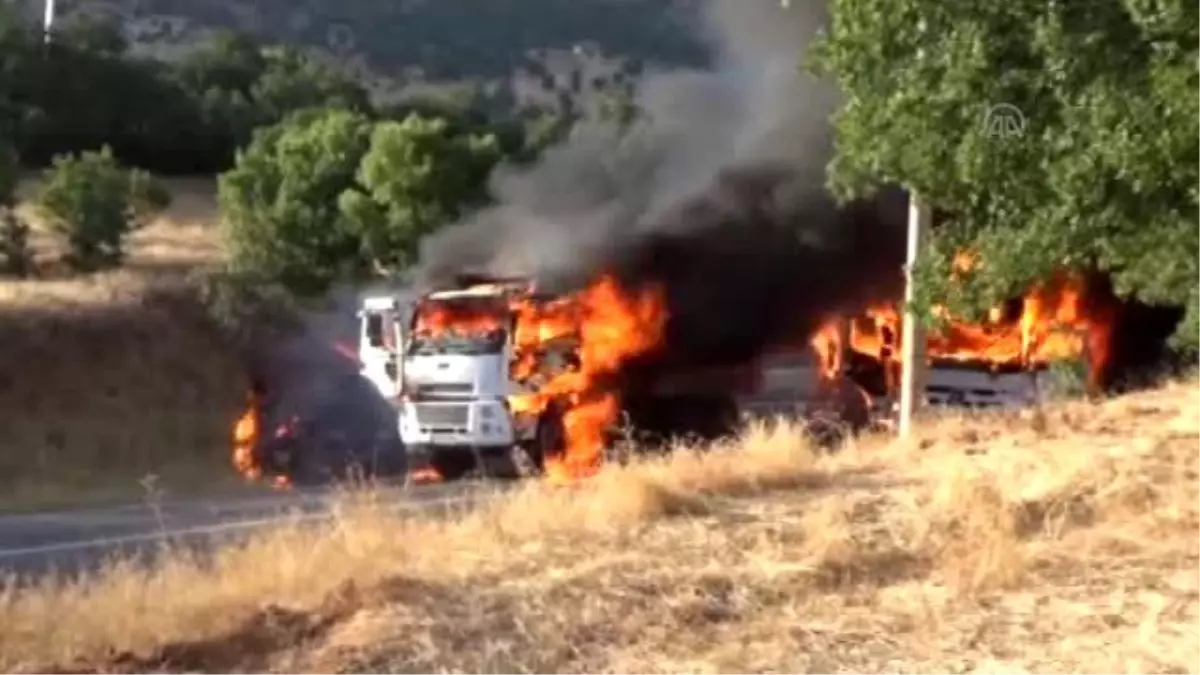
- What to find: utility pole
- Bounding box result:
[897,192,931,438]
[43,0,55,44]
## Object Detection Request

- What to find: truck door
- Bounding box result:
[360,305,403,400]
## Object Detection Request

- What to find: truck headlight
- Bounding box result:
[479,405,495,420]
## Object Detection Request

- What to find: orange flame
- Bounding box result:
[807,265,1117,390]
[508,274,667,483]
[232,399,261,481]
[413,298,507,338]
[230,390,293,489]
[408,466,444,485]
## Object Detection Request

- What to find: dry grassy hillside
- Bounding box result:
[2,378,1195,673]
[0,178,248,510]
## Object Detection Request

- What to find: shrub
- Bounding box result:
[218,108,374,294]
[339,114,501,274]
[0,142,32,277]
[219,109,502,293]
[34,146,170,273]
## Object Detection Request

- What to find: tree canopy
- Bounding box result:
[811,0,1198,352]
[219,109,501,294]
[218,108,376,294]
[340,115,501,275]
[0,6,373,174]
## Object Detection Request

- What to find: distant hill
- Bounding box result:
[19,0,711,112]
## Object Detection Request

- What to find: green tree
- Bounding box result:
[54,12,128,55]
[35,146,169,272]
[595,86,640,130]
[169,32,373,172]
[339,114,501,274]
[251,45,372,123]
[0,141,32,277]
[218,108,374,293]
[811,0,1199,352]
[0,15,375,175]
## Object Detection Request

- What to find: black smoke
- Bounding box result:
[415,0,908,374]
[249,286,407,485]
[611,166,907,371]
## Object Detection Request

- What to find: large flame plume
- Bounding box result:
[808,265,1119,393]
[404,274,666,484]
[230,390,294,489]
[508,274,666,483]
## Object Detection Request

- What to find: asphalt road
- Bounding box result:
[0,481,497,580]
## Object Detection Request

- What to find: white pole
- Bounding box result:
[898,191,931,438]
[42,0,55,44]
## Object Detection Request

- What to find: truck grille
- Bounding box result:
[414,403,470,430]
[412,382,473,398]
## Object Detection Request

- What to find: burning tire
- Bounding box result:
[805,377,873,450]
[528,402,568,472]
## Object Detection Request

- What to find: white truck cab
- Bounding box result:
[357,284,529,480]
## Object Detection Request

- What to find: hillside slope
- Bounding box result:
[0,178,249,510]
[3,378,1196,673]
[27,0,706,110]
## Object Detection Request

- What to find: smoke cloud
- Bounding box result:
[249,284,408,484]
[419,0,908,368]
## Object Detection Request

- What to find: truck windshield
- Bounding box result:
[408,329,506,356]
[407,297,510,356]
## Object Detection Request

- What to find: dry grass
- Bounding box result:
[0,177,248,511]
[1,378,1195,673]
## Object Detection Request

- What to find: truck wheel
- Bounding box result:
[429,449,476,481]
[528,404,566,473]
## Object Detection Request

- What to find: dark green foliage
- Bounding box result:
[1039,358,1093,401]
[167,32,373,170]
[0,5,372,174]
[34,146,171,272]
[218,108,503,294]
[281,0,705,81]
[811,0,1199,353]
[218,108,375,294]
[193,268,303,353]
[339,114,501,274]
[0,0,688,176]
[0,141,32,277]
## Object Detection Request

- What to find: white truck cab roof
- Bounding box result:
[360,295,401,311]
[424,282,527,301]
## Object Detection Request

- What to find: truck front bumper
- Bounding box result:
[398,398,515,450]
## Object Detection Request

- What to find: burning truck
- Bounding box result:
[356,273,873,484]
